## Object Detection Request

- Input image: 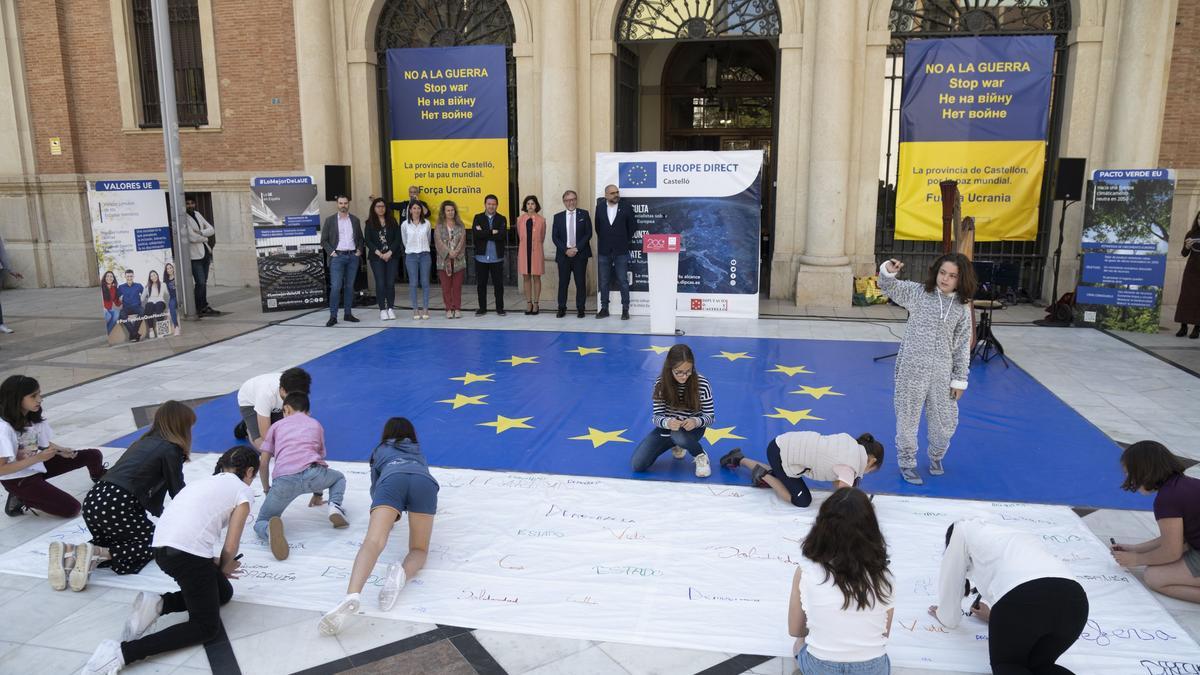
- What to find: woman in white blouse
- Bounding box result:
[930,519,1088,674]
[401,202,432,320]
[140,270,170,339]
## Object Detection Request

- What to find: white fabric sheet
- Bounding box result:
[1,452,1197,673]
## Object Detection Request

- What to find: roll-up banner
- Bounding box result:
[594,151,763,318]
[386,46,509,226]
[89,180,177,344]
[896,36,1055,241]
[251,176,325,312]
[1074,169,1175,332]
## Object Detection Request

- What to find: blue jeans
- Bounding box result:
[597,253,630,309]
[406,251,432,310]
[190,256,210,311]
[104,307,120,335]
[796,646,891,675]
[253,464,347,540]
[168,296,178,328]
[630,427,704,471]
[369,256,399,309]
[328,252,359,317]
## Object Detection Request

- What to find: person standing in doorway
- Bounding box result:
[552,190,592,318]
[184,197,222,317]
[472,194,507,316]
[1174,212,1200,338]
[321,195,364,327]
[594,184,635,320]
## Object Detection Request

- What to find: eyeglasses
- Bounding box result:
[671,368,693,377]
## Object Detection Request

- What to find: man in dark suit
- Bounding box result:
[594,184,636,320]
[551,190,592,318]
[472,194,507,316]
[320,195,364,327]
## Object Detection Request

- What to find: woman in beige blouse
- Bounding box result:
[434,200,467,319]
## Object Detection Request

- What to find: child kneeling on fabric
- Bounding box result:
[254,392,348,560]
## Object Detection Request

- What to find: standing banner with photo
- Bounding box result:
[251,176,324,312]
[1074,169,1175,333]
[386,45,509,226]
[594,151,762,318]
[896,35,1055,241]
[89,180,177,344]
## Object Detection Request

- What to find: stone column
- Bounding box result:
[537,1,579,301]
[795,0,856,307]
[293,0,342,191]
[1103,0,1176,169]
[770,30,805,300]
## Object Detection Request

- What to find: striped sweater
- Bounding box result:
[651,374,715,429]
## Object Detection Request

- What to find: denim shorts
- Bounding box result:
[371,472,439,515]
[1185,547,1200,577]
[796,644,891,675]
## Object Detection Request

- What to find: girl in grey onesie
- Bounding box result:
[878,253,976,485]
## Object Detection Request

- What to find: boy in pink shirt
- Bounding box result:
[254,392,348,560]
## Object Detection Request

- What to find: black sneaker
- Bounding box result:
[233,420,248,440]
[343,314,360,323]
[719,448,745,469]
[596,308,609,319]
[621,309,630,320]
[5,493,27,517]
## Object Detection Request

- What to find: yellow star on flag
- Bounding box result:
[566,346,605,356]
[478,415,535,434]
[703,426,747,446]
[642,345,672,354]
[449,372,495,385]
[767,365,813,376]
[789,385,844,400]
[764,408,825,425]
[714,351,753,362]
[569,427,633,448]
[436,393,488,410]
[499,355,539,366]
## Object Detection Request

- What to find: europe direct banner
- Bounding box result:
[896,36,1054,241]
[386,46,509,226]
[251,176,325,312]
[1074,169,1175,333]
[89,180,178,344]
[594,151,763,318]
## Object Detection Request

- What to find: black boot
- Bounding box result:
[1191,326,1199,339]
[1178,323,1188,337]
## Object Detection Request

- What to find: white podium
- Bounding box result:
[643,234,682,335]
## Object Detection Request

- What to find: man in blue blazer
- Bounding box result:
[551,190,592,318]
[594,184,636,320]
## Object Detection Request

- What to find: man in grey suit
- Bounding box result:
[320,195,364,327]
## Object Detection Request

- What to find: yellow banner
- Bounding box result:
[389,138,509,225]
[895,140,1045,241]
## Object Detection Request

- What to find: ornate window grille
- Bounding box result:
[616,0,782,42]
[131,0,208,128]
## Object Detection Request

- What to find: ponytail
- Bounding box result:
[214,446,260,478]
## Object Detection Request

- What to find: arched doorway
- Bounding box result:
[877,0,1072,299]
[613,0,781,293]
[373,0,519,284]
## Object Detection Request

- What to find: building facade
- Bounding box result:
[0,0,1196,316]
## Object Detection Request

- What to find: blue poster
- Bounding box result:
[1074,169,1175,332]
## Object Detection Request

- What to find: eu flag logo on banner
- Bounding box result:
[618,162,656,188]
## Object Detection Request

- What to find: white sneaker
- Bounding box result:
[694,452,712,478]
[380,309,388,321]
[69,542,93,592]
[378,562,406,611]
[319,593,360,636]
[671,446,686,460]
[81,639,124,675]
[387,308,396,320]
[327,502,349,529]
[0,324,12,334]
[122,591,163,641]
[48,541,67,591]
